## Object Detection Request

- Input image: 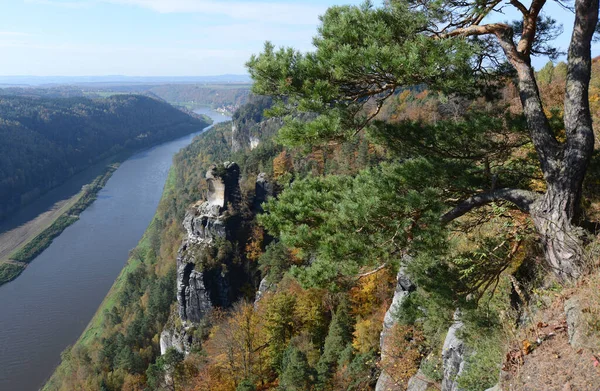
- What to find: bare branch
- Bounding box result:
[516,0,547,55]
[356,264,387,280]
[441,188,540,223]
[510,0,529,16]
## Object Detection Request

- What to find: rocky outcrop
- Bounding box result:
[406,369,431,391]
[177,162,241,323]
[441,311,466,391]
[232,116,282,152]
[254,172,274,212]
[161,164,274,356]
[160,323,192,355]
[254,277,275,306]
[375,268,416,391]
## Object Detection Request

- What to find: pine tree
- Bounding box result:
[248,0,600,281]
[316,300,354,386]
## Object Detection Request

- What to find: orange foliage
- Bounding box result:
[349,268,396,318]
[379,324,426,389]
[245,225,264,262]
[121,374,145,391]
[198,302,269,390]
[272,150,293,179]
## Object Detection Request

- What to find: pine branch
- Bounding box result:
[441,188,540,223]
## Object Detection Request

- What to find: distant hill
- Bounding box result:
[0,82,252,112]
[0,94,211,220]
[0,74,251,86]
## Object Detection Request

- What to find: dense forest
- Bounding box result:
[0,94,211,219]
[146,84,251,112]
[46,0,600,390]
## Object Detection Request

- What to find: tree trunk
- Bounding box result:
[530,184,587,281]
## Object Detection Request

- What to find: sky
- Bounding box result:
[0,0,596,77]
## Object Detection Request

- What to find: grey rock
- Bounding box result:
[176,163,240,323]
[375,268,416,391]
[565,297,587,349]
[381,268,415,346]
[484,384,501,391]
[160,327,188,355]
[441,311,465,391]
[406,369,431,391]
[254,172,274,212]
[231,122,243,153]
[254,277,274,306]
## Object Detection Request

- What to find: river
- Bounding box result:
[0,108,230,391]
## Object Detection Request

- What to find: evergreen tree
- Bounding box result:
[248,0,600,281]
[279,346,316,391]
[316,300,354,385]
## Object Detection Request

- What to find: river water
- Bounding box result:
[0,108,230,391]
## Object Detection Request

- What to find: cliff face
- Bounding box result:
[177,162,242,323]
[232,116,283,152]
[230,96,283,153]
[161,162,273,355]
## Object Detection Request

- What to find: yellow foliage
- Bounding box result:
[273,150,293,179]
[350,268,395,318]
[201,302,270,388]
[352,316,382,355]
[121,374,145,391]
[245,225,264,262]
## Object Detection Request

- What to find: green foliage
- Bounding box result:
[259,242,293,284]
[0,262,25,285]
[260,160,446,289]
[316,300,354,385]
[247,1,480,147]
[279,346,316,391]
[537,61,555,85]
[265,292,298,371]
[146,347,185,390]
[456,278,513,391]
[236,379,257,391]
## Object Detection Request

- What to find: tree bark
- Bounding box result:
[529,0,599,281]
[530,184,587,281]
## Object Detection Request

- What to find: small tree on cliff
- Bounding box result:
[248,0,599,281]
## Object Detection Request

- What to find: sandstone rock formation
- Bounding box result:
[375,268,416,391]
[161,165,273,355]
[441,311,466,391]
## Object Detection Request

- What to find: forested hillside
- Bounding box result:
[45,1,600,390]
[146,84,250,112]
[0,94,211,219]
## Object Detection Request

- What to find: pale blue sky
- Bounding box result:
[0,0,595,76]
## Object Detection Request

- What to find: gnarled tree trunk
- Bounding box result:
[530,185,587,281]
[443,0,599,281]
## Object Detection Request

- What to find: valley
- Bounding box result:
[0,108,230,391]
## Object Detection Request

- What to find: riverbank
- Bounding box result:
[0,165,118,286]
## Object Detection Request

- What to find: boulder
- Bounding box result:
[406,369,432,391]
